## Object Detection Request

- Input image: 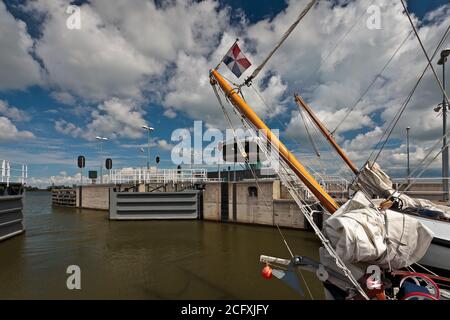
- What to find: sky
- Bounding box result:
[0,0,449,187]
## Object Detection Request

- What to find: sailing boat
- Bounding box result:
[211,66,448,301]
[295,93,450,272]
[209,0,450,300]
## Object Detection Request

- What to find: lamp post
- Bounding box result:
[406,127,410,181]
[139,147,146,168]
[142,125,154,170]
[438,49,450,201]
[95,136,108,184]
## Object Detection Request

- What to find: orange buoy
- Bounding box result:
[262,265,273,279]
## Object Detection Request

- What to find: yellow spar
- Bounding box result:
[294,93,359,175]
[210,69,340,214]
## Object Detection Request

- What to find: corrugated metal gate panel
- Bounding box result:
[0,195,25,241]
[109,190,200,220]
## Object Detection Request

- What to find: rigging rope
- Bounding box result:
[222,97,369,299]
[212,80,316,299]
[369,0,450,170]
[249,84,328,176]
[367,23,450,167]
[400,0,450,107]
[244,0,318,85]
[211,82,248,160]
[331,30,413,135]
[405,127,450,189]
[238,118,316,301]
[298,106,321,157]
[401,138,450,194]
[316,0,376,77]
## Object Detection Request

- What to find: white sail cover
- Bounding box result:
[354,162,450,219]
[322,191,433,269]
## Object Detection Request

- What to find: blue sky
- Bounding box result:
[0,0,449,186]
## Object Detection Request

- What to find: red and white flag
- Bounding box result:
[223,42,252,78]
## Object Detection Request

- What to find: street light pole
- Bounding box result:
[438,49,450,201]
[142,125,154,170]
[406,127,410,181]
[95,136,108,184]
[444,59,448,201]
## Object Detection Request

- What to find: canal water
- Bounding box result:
[0,192,324,299]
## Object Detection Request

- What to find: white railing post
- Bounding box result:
[1,160,5,183]
[6,161,10,187]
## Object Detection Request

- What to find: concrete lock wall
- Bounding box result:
[75,180,306,228]
[273,200,307,229]
[203,182,222,221]
[80,185,110,210]
[202,180,307,229]
[232,180,274,225]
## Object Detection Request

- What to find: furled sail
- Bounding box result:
[355,162,450,220]
[322,191,434,270]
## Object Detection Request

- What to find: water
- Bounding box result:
[0,192,324,299]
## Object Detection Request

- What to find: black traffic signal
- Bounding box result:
[105,158,112,170]
[77,155,85,168]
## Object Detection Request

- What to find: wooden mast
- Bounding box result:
[210,69,339,213]
[294,93,359,174]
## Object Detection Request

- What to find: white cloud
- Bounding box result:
[55,97,147,140]
[22,0,287,126]
[50,91,76,105]
[265,0,450,176]
[120,137,174,152]
[92,0,230,63]
[0,116,35,141]
[157,139,174,152]
[0,1,41,90]
[27,0,163,101]
[29,172,81,187]
[54,119,83,138]
[3,0,450,180]
[163,109,177,119]
[0,99,30,122]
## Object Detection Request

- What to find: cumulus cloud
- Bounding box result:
[29,172,82,187]
[270,0,450,175]
[0,99,31,122]
[120,137,174,152]
[0,1,41,90]
[26,0,163,101]
[20,0,289,126]
[157,139,174,152]
[54,119,83,138]
[3,0,450,179]
[55,97,147,140]
[50,91,76,105]
[163,108,177,119]
[0,116,35,141]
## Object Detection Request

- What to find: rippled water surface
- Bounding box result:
[0,191,323,299]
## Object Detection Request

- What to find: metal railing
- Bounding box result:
[392,177,450,197]
[109,168,210,185]
[1,160,27,186]
[315,174,350,199]
[281,173,350,201]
